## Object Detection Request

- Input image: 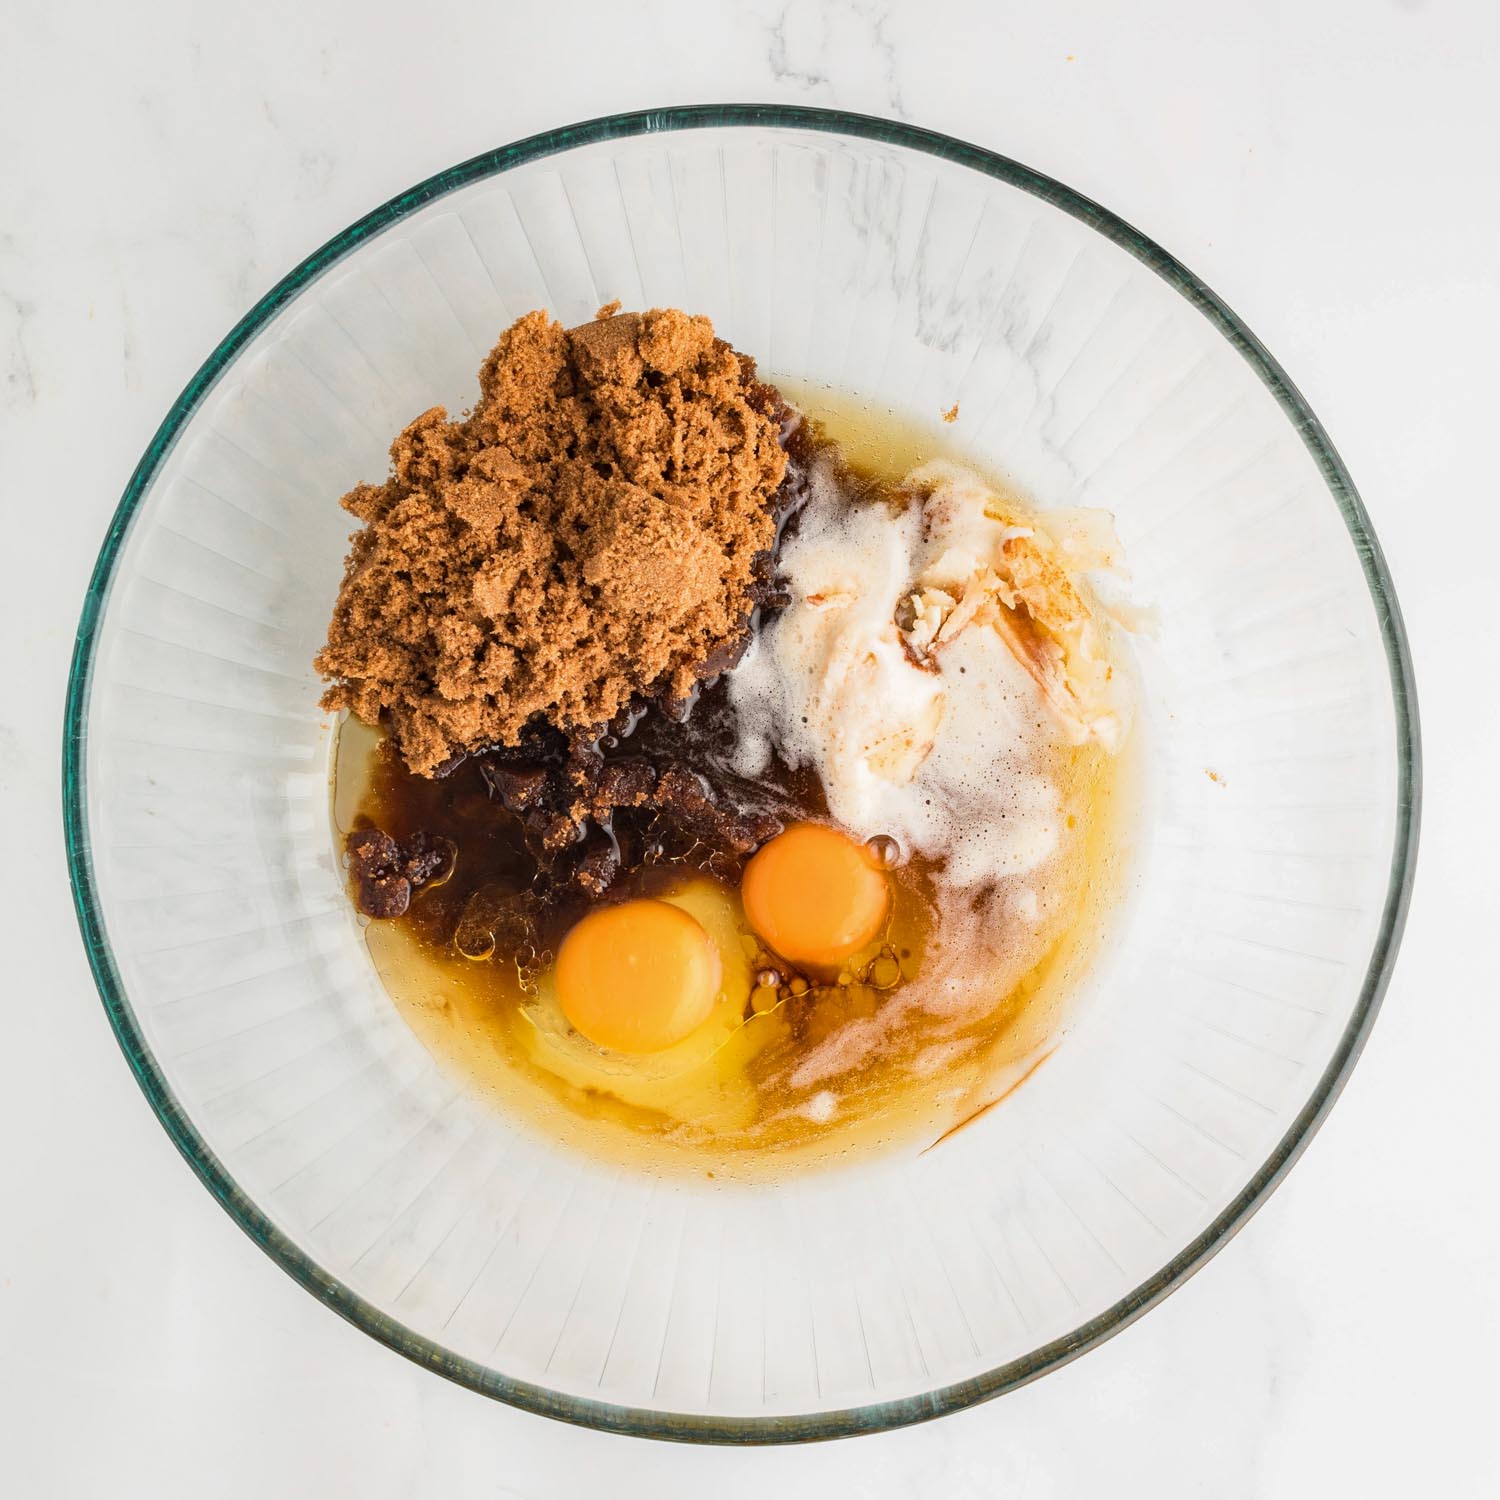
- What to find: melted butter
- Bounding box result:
[776,382,971,476]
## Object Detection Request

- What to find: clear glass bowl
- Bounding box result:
[64,106,1418,1441]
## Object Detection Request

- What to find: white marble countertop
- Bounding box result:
[3,1,1496,1494]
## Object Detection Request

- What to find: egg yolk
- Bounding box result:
[554,899,722,1053]
[741,823,890,968]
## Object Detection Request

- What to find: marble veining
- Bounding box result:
[765,0,909,119]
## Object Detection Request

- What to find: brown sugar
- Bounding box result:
[315,308,789,774]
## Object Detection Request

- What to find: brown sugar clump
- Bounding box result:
[315,308,789,775]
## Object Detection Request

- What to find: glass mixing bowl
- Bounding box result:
[64,106,1418,1441]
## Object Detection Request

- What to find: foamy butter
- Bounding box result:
[729,456,1085,886]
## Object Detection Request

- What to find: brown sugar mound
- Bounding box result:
[315,308,789,775]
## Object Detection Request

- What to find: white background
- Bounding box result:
[3,2,1497,1495]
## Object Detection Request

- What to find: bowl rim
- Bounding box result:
[62,103,1421,1444]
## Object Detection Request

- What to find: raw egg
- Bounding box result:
[741,822,890,968]
[555,898,722,1053]
[522,879,763,1131]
